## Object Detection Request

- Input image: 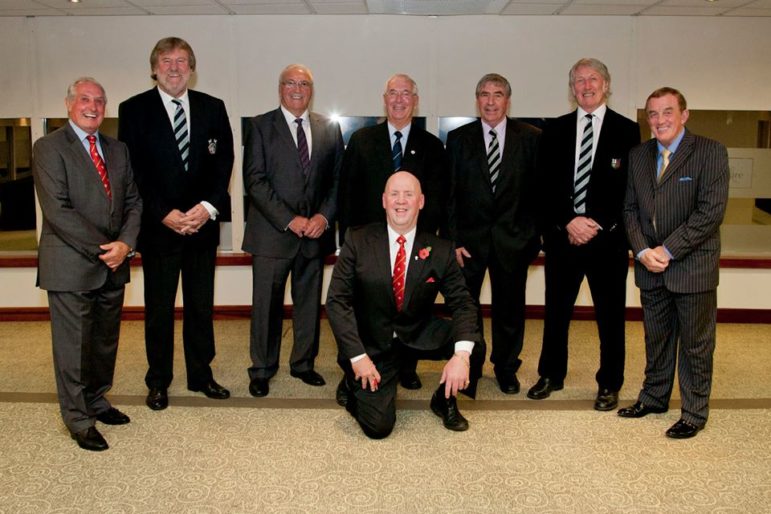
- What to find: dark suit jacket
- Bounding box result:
[623,130,729,293]
[338,121,447,242]
[242,108,344,259]
[326,224,481,362]
[446,118,541,270]
[33,124,142,291]
[539,108,641,251]
[117,88,234,252]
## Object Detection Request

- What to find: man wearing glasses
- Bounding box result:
[338,73,447,393]
[242,64,344,397]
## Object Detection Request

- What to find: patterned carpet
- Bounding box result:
[0,319,769,513]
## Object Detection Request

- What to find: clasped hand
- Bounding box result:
[566,216,600,246]
[288,214,327,239]
[98,241,130,272]
[162,205,210,235]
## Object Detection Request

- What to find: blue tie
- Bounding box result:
[392,131,403,171]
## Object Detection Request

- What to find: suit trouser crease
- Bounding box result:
[539,239,627,390]
[249,253,322,380]
[638,287,716,426]
[48,283,123,433]
[143,245,217,390]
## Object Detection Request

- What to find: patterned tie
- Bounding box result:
[573,114,594,213]
[487,129,501,193]
[658,148,672,182]
[392,130,403,171]
[86,135,111,199]
[393,235,407,311]
[295,118,311,176]
[172,99,189,171]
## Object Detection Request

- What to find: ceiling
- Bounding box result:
[1,0,770,17]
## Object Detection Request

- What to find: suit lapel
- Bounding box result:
[187,91,202,174]
[470,121,493,190]
[64,125,112,204]
[403,234,429,310]
[658,130,694,186]
[376,122,394,172]
[368,227,397,310]
[273,108,304,175]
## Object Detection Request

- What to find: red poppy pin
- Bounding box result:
[425,277,436,283]
[417,246,431,260]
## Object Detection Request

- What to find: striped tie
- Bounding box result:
[487,129,501,193]
[295,118,310,175]
[392,130,403,171]
[573,114,594,213]
[658,148,672,182]
[172,99,189,172]
[86,135,111,199]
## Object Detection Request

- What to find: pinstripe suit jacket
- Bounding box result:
[623,129,729,293]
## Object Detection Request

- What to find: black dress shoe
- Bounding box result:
[527,377,564,400]
[71,426,108,452]
[496,374,520,395]
[594,389,619,411]
[617,401,668,418]
[430,390,469,432]
[666,419,703,439]
[146,388,168,411]
[399,370,422,390]
[96,407,131,425]
[249,378,269,397]
[189,380,230,400]
[290,369,326,386]
[336,377,351,407]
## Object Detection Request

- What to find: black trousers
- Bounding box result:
[142,244,217,390]
[538,234,628,391]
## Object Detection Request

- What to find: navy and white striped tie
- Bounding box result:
[172,99,189,172]
[573,114,594,213]
[392,130,403,171]
[487,129,501,193]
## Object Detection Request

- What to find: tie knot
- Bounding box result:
[489,129,497,138]
[295,118,303,126]
[86,134,96,144]
[661,148,671,159]
[397,235,406,246]
[585,114,593,121]
[394,130,402,140]
[172,98,182,106]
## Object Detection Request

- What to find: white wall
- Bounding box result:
[2,14,771,310]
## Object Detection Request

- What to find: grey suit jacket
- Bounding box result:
[623,129,729,293]
[33,123,142,291]
[242,108,344,259]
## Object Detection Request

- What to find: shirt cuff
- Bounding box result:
[636,248,649,260]
[454,341,474,354]
[350,353,366,363]
[200,201,218,221]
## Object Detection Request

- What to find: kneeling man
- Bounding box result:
[326,171,484,439]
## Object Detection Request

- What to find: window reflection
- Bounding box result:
[0,119,35,252]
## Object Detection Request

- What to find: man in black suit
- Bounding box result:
[118,37,234,411]
[527,58,641,411]
[338,73,447,390]
[446,73,541,395]
[327,171,483,439]
[243,64,344,397]
[34,77,142,451]
[619,87,729,439]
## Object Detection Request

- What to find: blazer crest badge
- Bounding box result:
[611,158,621,170]
[208,139,218,155]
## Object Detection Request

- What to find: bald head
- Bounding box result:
[382,171,424,234]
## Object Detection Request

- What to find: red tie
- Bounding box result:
[393,235,406,311]
[87,135,111,199]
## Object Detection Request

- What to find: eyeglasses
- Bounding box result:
[386,89,415,99]
[283,80,313,89]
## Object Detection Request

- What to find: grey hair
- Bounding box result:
[66,77,106,102]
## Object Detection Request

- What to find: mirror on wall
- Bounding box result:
[0,118,35,252]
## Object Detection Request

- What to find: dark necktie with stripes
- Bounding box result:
[392,130,403,171]
[573,114,594,213]
[487,129,501,193]
[295,118,310,176]
[172,99,189,172]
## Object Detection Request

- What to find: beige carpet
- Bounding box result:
[0,319,769,513]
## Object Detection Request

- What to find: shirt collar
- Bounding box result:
[482,117,507,136]
[68,120,98,142]
[157,86,189,107]
[281,105,309,126]
[388,121,412,142]
[387,225,416,246]
[658,127,686,154]
[578,103,607,123]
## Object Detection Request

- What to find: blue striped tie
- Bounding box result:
[172,99,189,172]
[392,130,403,171]
[487,129,501,193]
[573,114,594,213]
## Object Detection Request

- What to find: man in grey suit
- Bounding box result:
[243,64,344,397]
[620,87,729,439]
[33,77,142,451]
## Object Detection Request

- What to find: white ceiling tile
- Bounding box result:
[560,4,650,15]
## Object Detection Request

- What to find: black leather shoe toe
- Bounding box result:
[399,371,422,390]
[146,388,168,411]
[71,426,108,452]
[666,419,703,439]
[249,378,270,397]
[290,369,326,386]
[189,380,230,400]
[336,378,351,407]
[527,377,564,400]
[430,390,469,432]
[496,374,520,395]
[96,407,131,425]
[617,401,668,418]
[594,389,619,411]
